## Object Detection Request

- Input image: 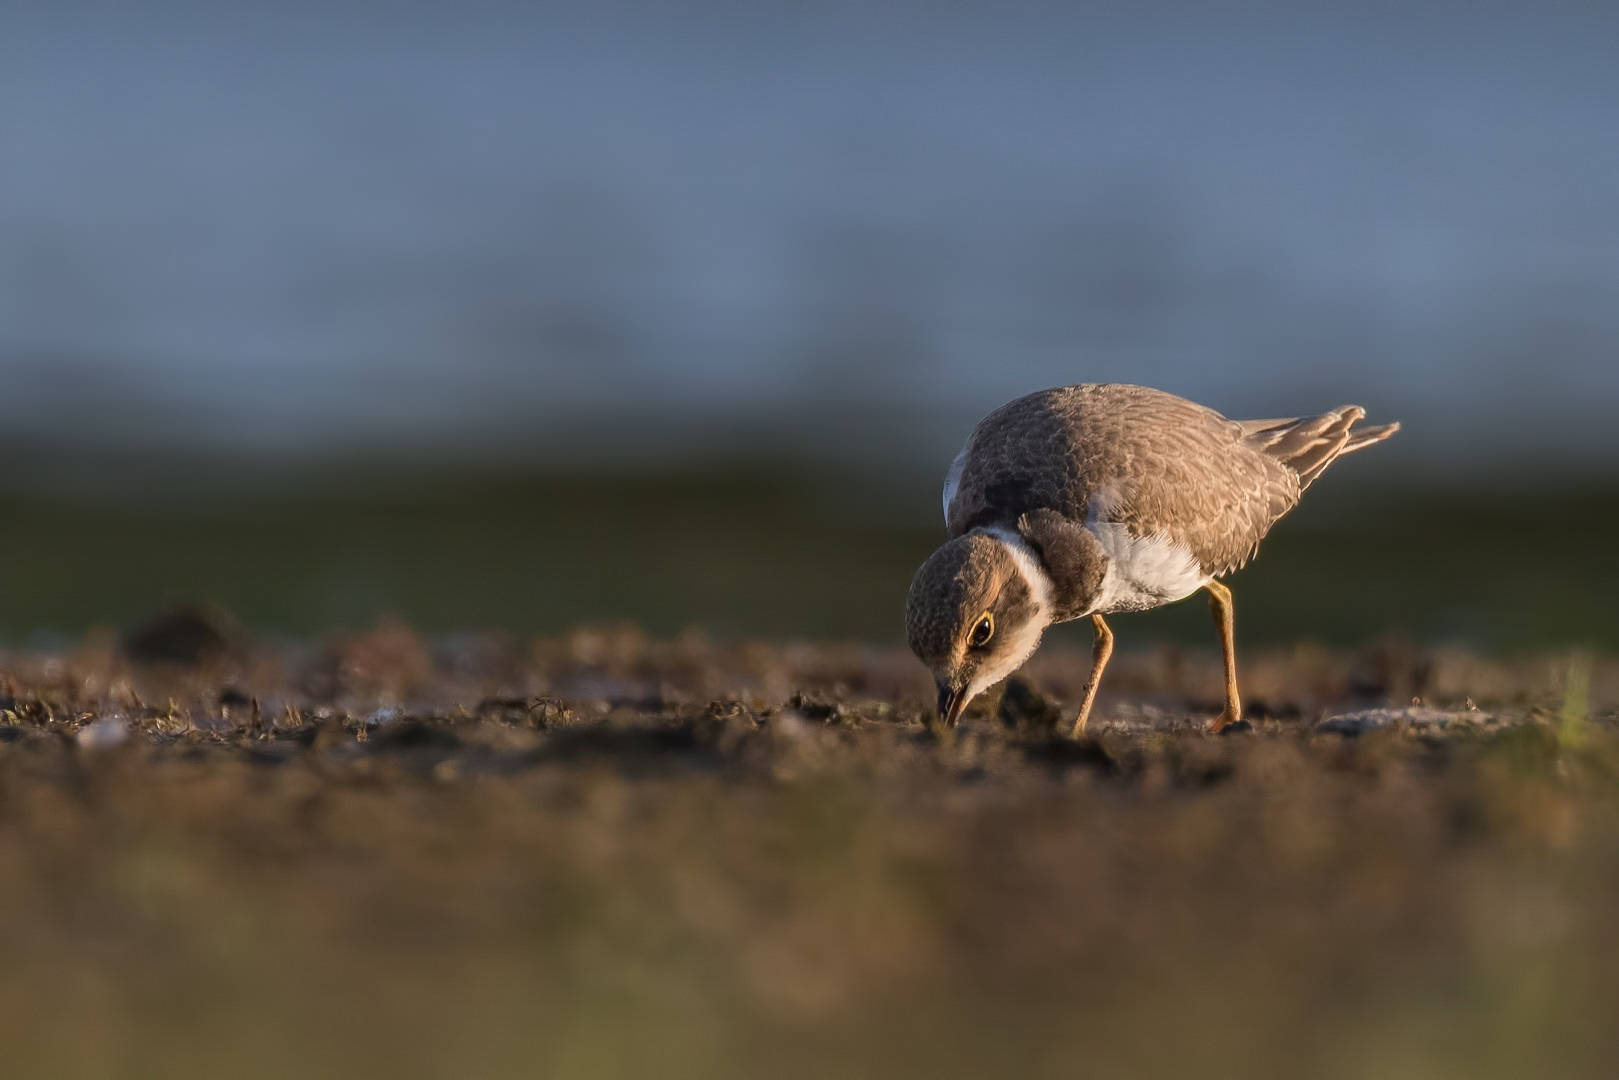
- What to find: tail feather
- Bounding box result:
[1241,407,1399,489]
[1340,421,1401,456]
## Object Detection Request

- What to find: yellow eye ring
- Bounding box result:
[969,611,995,648]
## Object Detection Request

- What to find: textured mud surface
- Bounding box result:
[2,619,1618,1079]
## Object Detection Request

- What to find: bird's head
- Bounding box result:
[905,528,1054,725]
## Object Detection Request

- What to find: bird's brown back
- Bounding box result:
[946,384,1301,577]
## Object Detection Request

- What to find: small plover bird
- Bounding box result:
[906,383,1398,735]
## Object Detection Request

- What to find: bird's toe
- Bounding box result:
[1207,710,1250,735]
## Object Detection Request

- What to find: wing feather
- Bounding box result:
[946,384,1300,576]
[948,385,1396,576]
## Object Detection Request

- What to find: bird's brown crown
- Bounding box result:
[905,531,1046,686]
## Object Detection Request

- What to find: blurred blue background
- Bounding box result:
[0,1,1614,647]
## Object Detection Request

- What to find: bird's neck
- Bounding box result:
[981,525,1056,625]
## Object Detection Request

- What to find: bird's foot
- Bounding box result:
[1207,710,1249,735]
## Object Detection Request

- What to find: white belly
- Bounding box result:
[1088,523,1210,614]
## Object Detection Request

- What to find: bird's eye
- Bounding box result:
[969,612,995,648]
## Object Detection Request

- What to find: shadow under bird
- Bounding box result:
[906,383,1399,735]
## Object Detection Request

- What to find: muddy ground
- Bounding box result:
[2,618,1618,1079]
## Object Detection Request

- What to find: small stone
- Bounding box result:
[77,718,130,751]
[1316,707,1489,736]
[121,605,239,667]
[364,707,402,730]
[997,677,1063,734]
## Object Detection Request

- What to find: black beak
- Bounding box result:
[937,682,968,727]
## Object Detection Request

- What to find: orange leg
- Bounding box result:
[1071,614,1114,738]
[1206,581,1243,732]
